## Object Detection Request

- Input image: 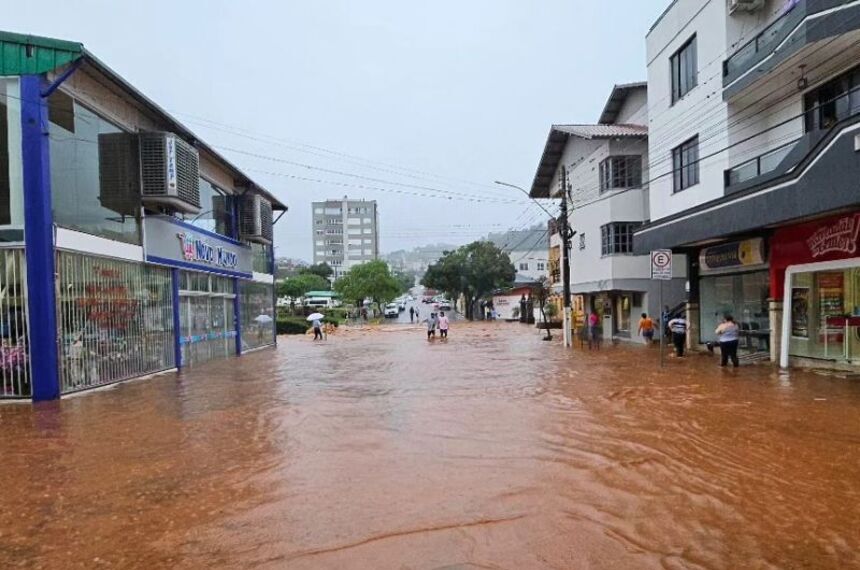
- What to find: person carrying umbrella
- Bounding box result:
[307,312,325,341]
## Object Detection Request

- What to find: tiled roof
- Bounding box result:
[552,124,648,139]
[529,123,647,198]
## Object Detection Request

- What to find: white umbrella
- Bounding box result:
[306,313,325,321]
[254,314,274,324]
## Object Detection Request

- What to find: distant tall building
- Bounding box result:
[312,197,379,278]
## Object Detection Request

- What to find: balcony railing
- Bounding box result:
[724,138,799,187]
[723,2,800,78]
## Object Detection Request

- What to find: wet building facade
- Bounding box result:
[0,31,286,400]
[637,0,860,369]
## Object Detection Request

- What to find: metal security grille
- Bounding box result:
[56,252,175,394]
[0,249,30,398]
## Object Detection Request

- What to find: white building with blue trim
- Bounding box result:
[0,31,287,401]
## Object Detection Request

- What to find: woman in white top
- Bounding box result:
[715,315,740,368]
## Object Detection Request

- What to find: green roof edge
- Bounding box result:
[0,30,83,75]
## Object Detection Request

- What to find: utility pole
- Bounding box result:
[559,166,573,348]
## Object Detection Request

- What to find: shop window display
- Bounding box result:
[789,268,860,362]
[699,271,769,353]
[56,252,174,393]
[0,248,29,398]
[241,281,275,351]
[178,272,236,367]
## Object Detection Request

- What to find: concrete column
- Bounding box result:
[769,298,783,363]
[20,75,60,401]
[686,302,700,351]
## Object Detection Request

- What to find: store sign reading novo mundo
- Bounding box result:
[143,216,253,276]
[807,213,860,258]
[177,232,238,269]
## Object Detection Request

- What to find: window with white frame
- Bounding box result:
[519,262,529,271]
[599,156,642,192]
[579,234,586,250]
[600,223,639,255]
[537,262,545,271]
[672,136,700,192]
[671,35,697,104]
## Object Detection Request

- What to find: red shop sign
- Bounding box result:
[770,211,860,299]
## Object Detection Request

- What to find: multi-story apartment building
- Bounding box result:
[532,83,687,341]
[637,0,860,368]
[312,197,379,278]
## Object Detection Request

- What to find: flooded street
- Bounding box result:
[2,322,860,569]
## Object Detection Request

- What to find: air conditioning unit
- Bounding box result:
[98,132,141,217]
[729,0,765,14]
[139,132,201,214]
[98,131,201,216]
[239,193,273,245]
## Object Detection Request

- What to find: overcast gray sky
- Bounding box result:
[5,0,667,260]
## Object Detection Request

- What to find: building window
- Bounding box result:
[599,156,642,192]
[0,78,24,231]
[251,243,272,274]
[671,35,697,104]
[600,222,639,255]
[519,262,529,271]
[803,64,860,132]
[48,92,141,244]
[579,234,586,250]
[187,178,233,238]
[672,136,700,192]
[537,262,545,271]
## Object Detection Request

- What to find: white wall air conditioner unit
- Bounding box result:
[138,132,201,214]
[729,0,765,14]
[240,193,273,245]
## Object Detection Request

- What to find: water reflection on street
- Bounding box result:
[2,322,859,569]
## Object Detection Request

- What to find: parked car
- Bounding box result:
[437,300,452,311]
[384,303,400,318]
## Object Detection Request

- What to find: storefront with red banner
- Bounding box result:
[772,211,860,368]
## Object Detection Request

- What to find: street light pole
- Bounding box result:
[559,167,573,348]
[494,178,574,347]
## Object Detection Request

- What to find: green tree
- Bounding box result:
[423,241,515,320]
[279,273,331,311]
[333,260,401,313]
[302,263,334,280]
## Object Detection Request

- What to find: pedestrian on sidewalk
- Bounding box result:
[715,315,740,368]
[438,311,450,339]
[668,315,689,357]
[312,317,323,341]
[587,310,600,349]
[426,312,438,340]
[638,312,655,345]
[409,306,415,323]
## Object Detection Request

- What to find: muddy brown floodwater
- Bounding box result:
[2,323,860,569]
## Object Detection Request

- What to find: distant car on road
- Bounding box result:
[384,303,400,318]
[437,300,452,311]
